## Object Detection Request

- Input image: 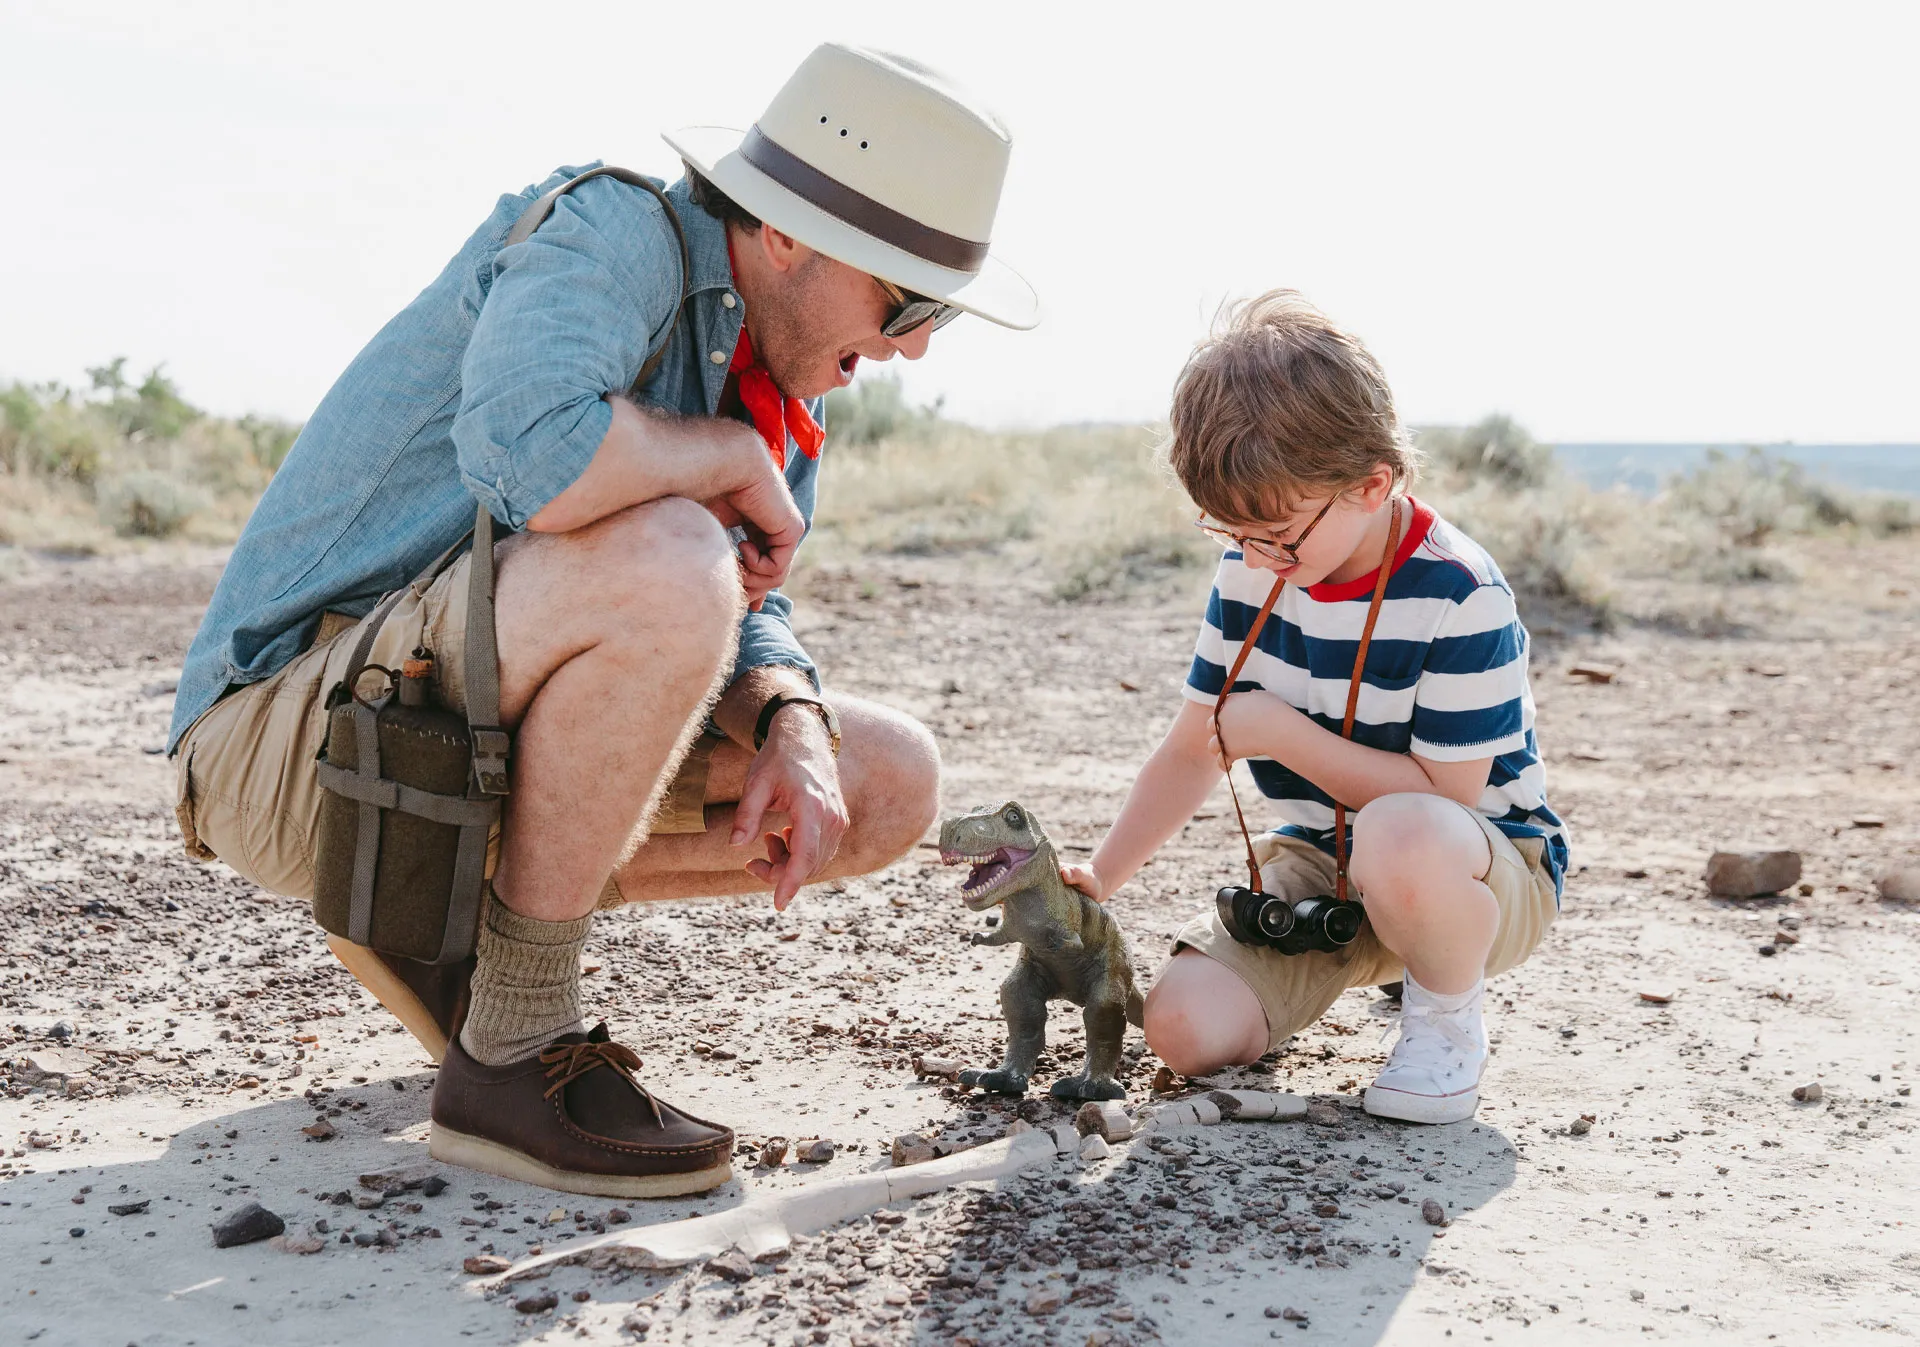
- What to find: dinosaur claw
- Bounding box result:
[1049,1075,1126,1102]
[959,1068,1029,1096]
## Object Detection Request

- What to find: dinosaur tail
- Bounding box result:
[1126,987,1145,1029]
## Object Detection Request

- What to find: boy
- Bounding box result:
[1061,292,1567,1124]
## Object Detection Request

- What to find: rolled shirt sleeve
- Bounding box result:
[452,176,681,528]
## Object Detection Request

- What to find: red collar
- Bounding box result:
[723,239,824,471]
[1304,497,1434,602]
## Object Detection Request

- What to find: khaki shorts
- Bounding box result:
[1171,808,1558,1052]
[173,551,716,902]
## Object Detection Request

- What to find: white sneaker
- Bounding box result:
[1363,976,1488,1124]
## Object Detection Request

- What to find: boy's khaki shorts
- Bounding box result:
[1170,808,1558,1052]
[172,552,717,903]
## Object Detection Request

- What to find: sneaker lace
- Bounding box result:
[539,1030,662,1125]
[1385,999,1482,1074]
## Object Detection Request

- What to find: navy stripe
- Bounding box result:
[1413,700,1526,750]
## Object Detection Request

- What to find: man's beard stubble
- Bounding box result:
[750,253,835,400]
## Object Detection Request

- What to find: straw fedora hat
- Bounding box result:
[664,43,1038,331]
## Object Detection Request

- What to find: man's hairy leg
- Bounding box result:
[491,497,744,922]
[609,695,938,903]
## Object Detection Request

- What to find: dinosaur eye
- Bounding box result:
[1003,805,1025,828]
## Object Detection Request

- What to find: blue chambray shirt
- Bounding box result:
[168,164,821,753]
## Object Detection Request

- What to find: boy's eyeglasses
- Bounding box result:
[876,276,963,339]
[1195,494,1340,566]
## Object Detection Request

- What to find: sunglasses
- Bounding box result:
[876,276,963,340]
[1195,494,1340,567]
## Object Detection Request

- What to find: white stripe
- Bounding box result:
[1434,583,1519,637]
[1415,659,1528,713]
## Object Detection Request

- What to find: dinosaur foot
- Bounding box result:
[1049,1074,1126,1103]
[958,1068,1030,1096]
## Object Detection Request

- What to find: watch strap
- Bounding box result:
[753,693,835,752]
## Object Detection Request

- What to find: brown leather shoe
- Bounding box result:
[429,1023,734,1198]
[326,935,473,1064]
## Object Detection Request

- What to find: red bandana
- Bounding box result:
[723,240,824,471]
[728,325,824,471]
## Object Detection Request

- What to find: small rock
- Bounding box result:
[1078,1134,1111,1162]
[1568,661,1619,683]
[514,1291,559,1314]
[1792,1082,1824,1103]
[1421,1198,1448,1227]
[758,1137,789,1168]
[1758,943,1778,958]
[571,1290,591,1303]
[939,678,963,695]
[108,1199,150,1216]
[892,1133,935,1167]
[1877,867,1920,902]
[704,1249,754,1283]
[49,1020,73,1041]
[271,1227,327,1255]
[1151,1065,1178,1093]
[464,1254,511,1274]
[1006,1119,1035,1136]
[1705,848,1802,898]
[211,1202,285,1248]
[1851,816,1885,829]
[1026,1286,1064,1315]
[622,1312,653,1335]
[1570,1116,1594,1135]
[69,1227,84,1238]
[358,1163,435,1192]
[301,1119,336,1141]
[1305,1103,1343,1127]
[1284,1307,1310,1323]
[1075,1100,1133,1141]
[420,1175,448,1197]
[1637,990,1673,1005]
[354,1191,387,1210]
[912,1055,961,1079]
[795,1138,836,1164]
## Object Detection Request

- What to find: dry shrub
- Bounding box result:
[0,362,297,554]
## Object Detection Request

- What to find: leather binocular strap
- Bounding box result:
[1213,498,1406,899]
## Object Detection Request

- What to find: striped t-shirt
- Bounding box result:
[1184,497,1569,898]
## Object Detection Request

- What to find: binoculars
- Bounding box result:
[1216,885,1366,956]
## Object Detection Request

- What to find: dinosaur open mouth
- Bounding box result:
[941,846,1035,899]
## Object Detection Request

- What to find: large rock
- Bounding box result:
[1877,866,1920,902]
[17,1048,94,1083]
[1705,848,1802,898]
[211,1202,285,1248]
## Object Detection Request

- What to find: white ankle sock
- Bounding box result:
[1402,971,1483,1013]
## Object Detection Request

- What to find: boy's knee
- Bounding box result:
[1350,793,1468,895]
[1143,954,1266,1076]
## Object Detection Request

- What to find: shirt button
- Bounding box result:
[721,292,737,308]
[709,350,727,365]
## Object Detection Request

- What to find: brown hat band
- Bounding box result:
[739,125,990,274]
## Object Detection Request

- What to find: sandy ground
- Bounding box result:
[2,543,1918,1347]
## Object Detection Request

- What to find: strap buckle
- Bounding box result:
[470,727,512,796]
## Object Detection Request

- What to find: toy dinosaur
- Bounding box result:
[938,801,1144,1101]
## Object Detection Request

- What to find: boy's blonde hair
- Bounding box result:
[1163,290,1421,524]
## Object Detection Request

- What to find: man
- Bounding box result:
[167,44,1036,1197]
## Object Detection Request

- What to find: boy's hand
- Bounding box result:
[1060,861,1107,903]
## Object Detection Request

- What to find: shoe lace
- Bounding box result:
[1385,999,1482,1073]
[538,1030,662,1126]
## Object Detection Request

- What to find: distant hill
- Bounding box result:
[1556,444,1920,497]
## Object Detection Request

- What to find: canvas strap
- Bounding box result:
[1213,498,1406,901]
[503,166,692,395]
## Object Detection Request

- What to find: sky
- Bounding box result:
[2,1,1917,442]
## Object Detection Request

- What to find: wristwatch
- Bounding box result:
[753,693,842,756]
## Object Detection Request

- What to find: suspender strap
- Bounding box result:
[1213,498,1406,898]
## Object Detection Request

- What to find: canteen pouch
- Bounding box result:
[310,504,509,965]
[308,165,689,965]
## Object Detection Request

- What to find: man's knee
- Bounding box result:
[840,704,939,871]
[1143,953,1266,1076]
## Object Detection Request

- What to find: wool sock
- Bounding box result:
[457,887,591,1067]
